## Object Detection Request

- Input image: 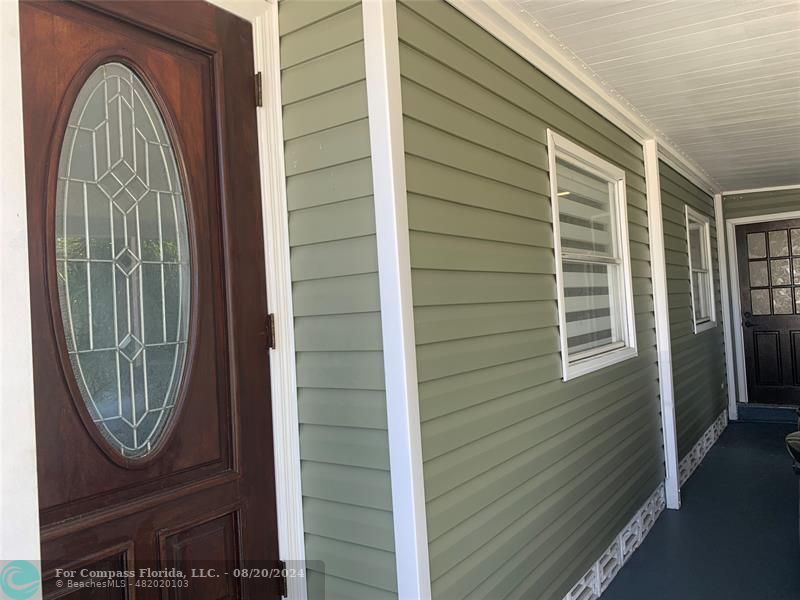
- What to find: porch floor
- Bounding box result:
[603,421,800,600]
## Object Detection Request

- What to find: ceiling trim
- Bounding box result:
[444,0,721,196]
[722,184,800,196]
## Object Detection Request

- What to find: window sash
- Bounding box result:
[562,258,625,359]
[686,207,715,331]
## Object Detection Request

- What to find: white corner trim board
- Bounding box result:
[678,410,728,486]
[714,194,738,421]
[444,0,719,198]
[361,1,432,599]
[0,0,41,562]
[643,140,680,510]
[563,483,666,600]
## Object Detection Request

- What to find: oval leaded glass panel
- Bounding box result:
[55,62,191,459]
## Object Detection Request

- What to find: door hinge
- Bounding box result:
[277,559,287,597]
[266,313,276,350]
[255,71,263,107]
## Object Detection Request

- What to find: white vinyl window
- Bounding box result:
[548,130,638,381]
[686,206,716,332]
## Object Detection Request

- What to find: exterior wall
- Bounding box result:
[723,188,800,220]
[278,2,397,598]
[396,2,664,598]
[660,162,727,459]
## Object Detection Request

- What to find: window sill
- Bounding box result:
[694,320,717,334]
[562,345,638,381]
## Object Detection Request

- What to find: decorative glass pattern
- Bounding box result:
[751,289,771,315]
[749,261,768,287]
[769,230,789,257]
[773,288,793,315]
[55,62,190,458]
[792,229,800,256]
[770,259,791,286]
[747,233,766,258]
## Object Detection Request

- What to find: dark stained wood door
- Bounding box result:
[735,219,800,405]
[20,1,281,597]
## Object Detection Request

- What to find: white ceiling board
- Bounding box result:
[512,0,800,191]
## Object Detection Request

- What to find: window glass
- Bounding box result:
[556,159,614,258]
[686,207,715,331]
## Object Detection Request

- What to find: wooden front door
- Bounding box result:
[20,1,281,597]
[735,219,800,405]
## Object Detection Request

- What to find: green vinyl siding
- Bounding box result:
[660,162,727,459]
[723,188,800,220]
[278,2,397,598]
[397,2,664,599]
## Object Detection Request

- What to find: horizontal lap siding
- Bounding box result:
[397,2,663,599]
[278,2,397,598]
[660,162,727,459]
[722,189,800,220]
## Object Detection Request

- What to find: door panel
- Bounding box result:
[736,219,800,405]
[753,331,781,385]
[20,1,280,597]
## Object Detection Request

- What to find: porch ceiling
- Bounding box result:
[509,0,800,192]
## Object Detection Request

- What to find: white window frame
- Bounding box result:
[548,130,638,381]
[685,206,716,333]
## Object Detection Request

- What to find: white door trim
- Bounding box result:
[0,0,41,563]
[725,209,800,406]
[714,194,738,420]
[643,141,680,510]
[361,0,432,598]
[207,2,307,599]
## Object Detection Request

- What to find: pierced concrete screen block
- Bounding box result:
[55,62,191,458]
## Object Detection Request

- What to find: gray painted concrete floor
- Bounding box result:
[602,422,800,600]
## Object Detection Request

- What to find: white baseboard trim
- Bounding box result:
[563,482,666,600]
[678,409,728,486]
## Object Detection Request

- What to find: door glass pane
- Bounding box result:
[556,159,615,258]
[751,289,771,315]
[749,260,768,287]
[747,232,766,258]
[773,288,793,315]
[770,259,791,286]
[769,230,789,257]
[55,62,191,459]
[792,229,800,256]
[794,258,800,285]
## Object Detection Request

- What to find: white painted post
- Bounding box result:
[643,140,681,510]
[714,194,738,420]
[361,0,431,597]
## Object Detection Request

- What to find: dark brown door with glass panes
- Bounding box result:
[20,1,281,597]
[735,220,800,405]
